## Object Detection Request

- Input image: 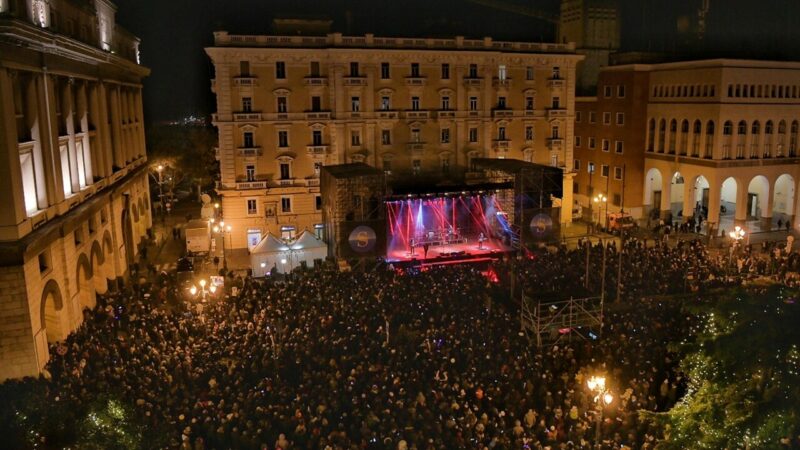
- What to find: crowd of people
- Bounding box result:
[3,235,798,449]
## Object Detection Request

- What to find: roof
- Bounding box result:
[321,163,384,179]
[472,158,564,175]
[290,230,326,250]
[251,233,289,254]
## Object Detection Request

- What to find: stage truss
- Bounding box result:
[521,295,604,347]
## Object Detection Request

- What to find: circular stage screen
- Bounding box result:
[529,214,553,238]
[348,225,377,253]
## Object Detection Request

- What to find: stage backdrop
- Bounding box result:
[338,220,387,259]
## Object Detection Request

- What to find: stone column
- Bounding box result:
[734,179,748,227]
[36,73,64,206]
[761,186,774,230]
[707,180,721,234]
[109,85,124,169]
[682,180,694,220]
[660,173,672,219]
[0,69,27,229]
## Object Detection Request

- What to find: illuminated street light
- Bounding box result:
[587,375,614,444]
[729,225,745,241]
[593,194,609,230]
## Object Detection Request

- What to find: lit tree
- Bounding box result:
[647,286,800,449]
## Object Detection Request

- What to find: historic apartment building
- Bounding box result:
[207,31,582,251]
[574,59,800,233]
[0,0,151,380]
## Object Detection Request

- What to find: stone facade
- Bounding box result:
[206,32,583,251]
[0,0,150,380]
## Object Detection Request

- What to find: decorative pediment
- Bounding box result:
[275,153,296,162]
[438,150,452,159]
[438,88,455,96]
[377,88,395,96]
[523,88,537,96]
[381,152,395,161]
[238,124,258,131]
[408,121,425,128]
[272,88,291,96]
[309,122,327,131]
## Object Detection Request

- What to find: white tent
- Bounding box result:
[250,230,327,276]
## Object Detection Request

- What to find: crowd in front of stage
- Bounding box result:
[2,236,798,450]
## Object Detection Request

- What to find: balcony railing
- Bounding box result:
[546,138,564,149]
[546,108,568,119]
[405,77,427,86]
[303,77,328,86]
[238,147,262,156]
[405,111,430,119]
[467,110,481,118]
[493,139,510,149]
[406,142,425,152]
[463,77,483,87]
[278,178,295,186]
[343,76,368,86]
[233,77,258,87]
[377,110,399,119]
[492,78,512,88]
[305,111,331,120]
[233,112,262,121]
[437,110,456,118]
[492,109,514,118]
[236,181,267,190]
[306,145,329,156]
[546,77,565,88]
[306,178,321,187]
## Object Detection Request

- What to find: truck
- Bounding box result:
[608,212,636,234]
[185,219,211,254]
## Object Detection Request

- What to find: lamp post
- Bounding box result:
[587,375,614,444]
[189,278,217,302]
[213,222,232,270]
[728,225,746,276]
[593,194,608,231]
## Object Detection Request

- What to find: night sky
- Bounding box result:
[112,0,800,124]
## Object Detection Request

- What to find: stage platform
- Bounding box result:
[386,238,512,264]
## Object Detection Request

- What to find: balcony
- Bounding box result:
[546,138,564,149]
[467,110,481,118]
[343,76,367,86]
[306,178,321,187]
[437,110,456,119]
[277,178,296,186]
[233,76,258,87]
[546,77,565,88]
[546,108,568,119]
[236,181,267,190]
[523,109,536,117]
[377,110,399,119]
[463,77,483,88]
[347,111,363,119]
[406,142,425,152]
[238,147,262,156]
[306,145,329,156]
[303,77,328,86]
[492,78,512,88]
[405,110,430,120]
[493,139,510,149]
[233,112,262,121]
[492,108,514,118]
[305,111,331,120]
[405,77,427,86]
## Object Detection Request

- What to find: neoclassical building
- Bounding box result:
[0,0,150,380]
[207,31,582,250]
[643,60,800,232]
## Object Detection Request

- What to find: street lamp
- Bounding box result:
[587,375,614,444]
[593,194,608,231]
[728,225,746,276]
[189,278,216,302]
[213,223,232,269]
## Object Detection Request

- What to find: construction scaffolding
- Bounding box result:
[521,295,604,347]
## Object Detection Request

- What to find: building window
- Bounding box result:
[309,61,320,77]
[550,154,558,167]
[381,129,391,145]
[601,164,609,177]
[441,63,450,79]
[312,130,323,146]
[469,64,478,78]
[280,225,296,241]
[602,139,610,152]
[441,96,450,110]
[411,128,421,143]
[498,64,507,80]
[613,193,621,206]
[526,66,534,80]
[498,126,507,140]
[380,62,390,79]
[410,63,420,77]
[411,96,420,111]
[525,96,534,111]
[603,112,611,125]
[380,96,391,110]
[246,164,255,181]
[349,62,359,77]
[441,128,450,143]
[441,158,450,174]
[616,112,625,125]
[315,195,322,211]
[277,97,288,113]
[576,111,582,123]
[314,162,322,176]
[588,162,595,174]
[247,199,257,215]
[351,96,360,112]
[525,126,534,141]
[311,96,322,111]
[469,96,478,111]
[551,125,560,139]
[552,66,560,79]
[38,250,51,273]
[351,130,361,146]
[469,128,478,143]
[275,61,286,79]
[383,158,392,174]
[243,131,254,148]
[412,159,421,175]
[574,159,580,171]
[281,197,292,213]
[74,228,83,247]
[574,136,581,147]
[242,97,252,112]
[589,111,596,123]
[615,141,624,154]
[498,96,507,109]
[614,166,623,180]
[552,96,561,109]
[604,85,612,98]
[588,137,596,149]
[617,85,626,98]
[278,130,288,147]
[240,61,250,76]
[279,163,291,180]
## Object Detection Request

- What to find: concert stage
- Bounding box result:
[385,193,515,264]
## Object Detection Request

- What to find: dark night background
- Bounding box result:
[112,0,800,124]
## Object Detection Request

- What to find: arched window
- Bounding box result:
[680,120,689,155]
[669,119,677,153]
[764,120,774,157]
[692,120,702,156]
[723,121,733,135]
[658,119,666,153]
[705,120,715,158]
[736,120,747,158]
[777,120,787,156]
[750,121,761,158]
[737,120,747,135]
[647,118,656,151]
[790,121,798,157]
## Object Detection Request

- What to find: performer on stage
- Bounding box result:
[423,242,430,259]
[478,232,486,250]
[409,238,416,256]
